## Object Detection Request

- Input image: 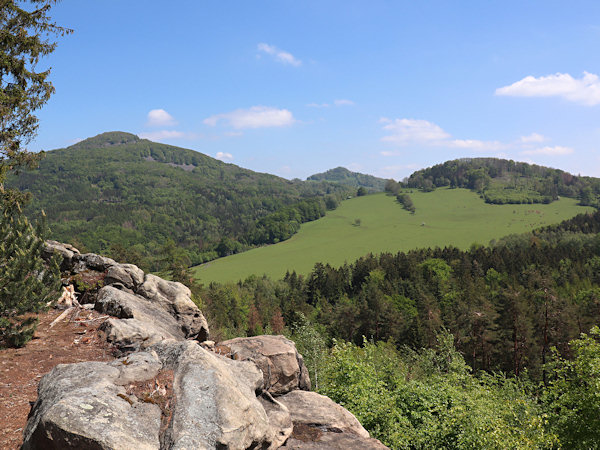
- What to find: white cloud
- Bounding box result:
[139,130,185,142]
[146,109,176,127]
[449,139,506,151]
[522,146,574,156]
[204,106,295,129]
[520,132,546,143]
[495,72,600,106]
[257,43,301,66]
[334,99,355,106]
[215,151,234,161]
[307,102,330,108]
[380,118,450,144]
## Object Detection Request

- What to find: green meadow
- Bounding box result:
[192,188,592,283]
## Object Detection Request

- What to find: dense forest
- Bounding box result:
[182,210,600,448]
[8,132,354,269]
[401,157,600,206]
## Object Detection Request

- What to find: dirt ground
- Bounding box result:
[0,308,115,449]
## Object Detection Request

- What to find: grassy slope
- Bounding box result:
[193,188,593,283]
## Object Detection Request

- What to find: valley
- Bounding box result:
[193,188,592,282]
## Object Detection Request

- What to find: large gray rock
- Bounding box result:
[43,240,80,271]
[100,318,179,352]
[95,286,186,346]
[259,392,294,448]
[278,390,370,438]
[156,341,290,449]
[219,335,311,395]
[281,431,389,449]
[73,253,117,272]
[138,274,209,341]
[278,390,388,449]
[104,264,145,290]
[22,354,163,450]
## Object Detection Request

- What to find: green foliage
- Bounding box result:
[406,157,599,206]
[7,132,351,271]
[0,0,66,348]
[307,166,388,191]
[544,326,600,448]
[396,193,415,213]
[0,206,61,347]
[0,0,71,194]
[286,313,328,390]
[319,334,557,449]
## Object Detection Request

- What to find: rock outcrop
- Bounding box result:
[219,335,311,395]
[278,391,387,449]
[25,242,389,449]
[42,241,209,349]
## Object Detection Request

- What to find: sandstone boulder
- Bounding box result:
[155,341,292,449]
[278,390,369,438]
[278,390,388,449]
[22,355,163,450]
[219,335,311,395]
[104,263,145,290]
[259,392,294,448]
[100,318,179,352]
[43,240,80,271]
[281,430,389,449]
[138,274,209,341]
[96,286,185,342]
[73,252,117,272]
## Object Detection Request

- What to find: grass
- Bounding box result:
[192,188,593,283]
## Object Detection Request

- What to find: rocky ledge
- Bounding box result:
[21,242,388,449]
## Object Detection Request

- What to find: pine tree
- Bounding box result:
[0,202,60,347]
[0,1,70,347]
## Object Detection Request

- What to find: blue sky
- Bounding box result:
[32,1,600,180]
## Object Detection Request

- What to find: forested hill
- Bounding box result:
[403,157,600,206]
[9,132,352,270]
[307,166,388,191]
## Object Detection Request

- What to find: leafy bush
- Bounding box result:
[319,333,557,449]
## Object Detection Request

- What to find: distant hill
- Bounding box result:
[9,132,350,270]
[402,157,599,206]
[307,166,388,191]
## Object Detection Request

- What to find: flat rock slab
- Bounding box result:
[22,356,163,450]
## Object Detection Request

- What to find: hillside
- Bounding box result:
[307,166,388,191]
[8,132,351,270]
[404,157,600,206]
[193,189,593,282]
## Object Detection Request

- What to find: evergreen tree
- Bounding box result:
[0,203,60,347]
[0,1,70,347]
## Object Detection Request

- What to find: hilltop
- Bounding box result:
[8,132,354,270]
[404,157,600,206]
[307,166,388,191]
